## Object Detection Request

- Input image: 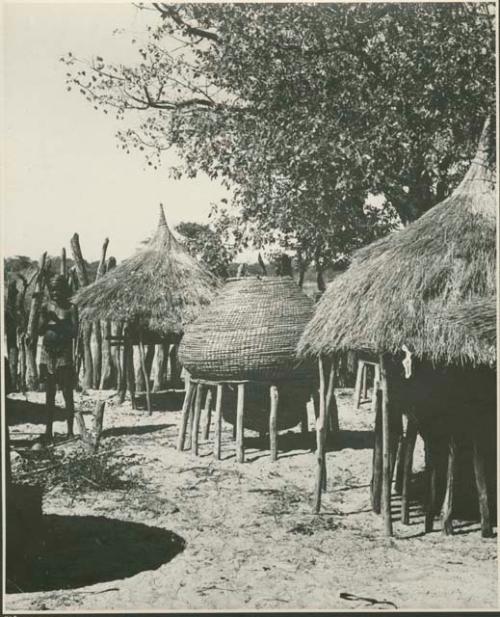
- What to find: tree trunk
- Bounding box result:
[315,254,326,293]
[70,233,93,390]
[99,256,116,390]
[91,238,109,389]
[135,346,146,391]
[153,343,168,392]
[25,252,47,391]
[60,247,67,278]
[7,281,19,392]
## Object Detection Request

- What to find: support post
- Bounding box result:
[203,388,213,440]
[314,355,327,513]
[424,439,437,533]
[177,381,195,451]
[371,389,383,514]
[214,384,223,460]
[269,385,279,461]
[441,434,456,536]
[325,359,339,435]
[138,335,152,415]
[353,360,364,410]
[472,434,493,538]
[379,354,393,536]
[401,417,418,525]
[236,383,245,463]
[191,383,203,456]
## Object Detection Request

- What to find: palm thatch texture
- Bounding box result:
[179,276,315,383]
[73,205,220,339]
[298,119,496,367]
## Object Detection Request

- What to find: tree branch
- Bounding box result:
[153,4,221,44]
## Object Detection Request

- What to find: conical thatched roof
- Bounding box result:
[444,298,497,359]
[299,119,496,366]
[179,276,315,382]
[74,205,220,337]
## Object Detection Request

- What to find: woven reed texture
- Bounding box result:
[179,276,315,381]
[220,382,309,432]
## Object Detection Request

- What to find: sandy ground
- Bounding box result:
[5,387,498,612]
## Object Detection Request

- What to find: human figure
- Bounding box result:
[39,275,77,441]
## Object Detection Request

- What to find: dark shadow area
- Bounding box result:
[102,423,174,438]
[6,398,68,426]
[134,390,185,412]
[7,514,185,593]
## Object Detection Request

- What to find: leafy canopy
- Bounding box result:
[63,2,495,274]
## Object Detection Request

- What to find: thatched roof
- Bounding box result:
[444,298,497,356]
[299,119,496,366]
[179,276,315,382]
[74,205,220,337]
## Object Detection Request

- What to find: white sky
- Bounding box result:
[2,2,232,262]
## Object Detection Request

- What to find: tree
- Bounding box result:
[63,3,495,282]
[175,220,233,279]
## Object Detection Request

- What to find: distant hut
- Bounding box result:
[178,275,315,462]
[298,118,496,536]
[74,205,220,411]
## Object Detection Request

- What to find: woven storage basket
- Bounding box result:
[220,382,310,432]
[179,276,315,382]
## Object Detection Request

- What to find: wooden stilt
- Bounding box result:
[269,385,279,461]
[203,388,213,440]
[371,389,383,514]
[371,364,380,413]
[191,383,203,456]
[177,381,195,451]
[401,417,417,525]
[441,434,456,536]
[353,360,364,410]
[300,405,308,435]
[186,386,195,450]
[325,360,339,435]
[424,439,437,533]
[126,341,136,410]
[213,384,223,460]
[362,363,369,400]
[379,354,393,536]
[232,420,237,441]
[472,434,493,538]
[138,336,152,414]
[314,355,327,513]
[236,383,245,463]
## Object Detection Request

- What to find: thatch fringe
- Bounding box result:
[298,118,496,367]
[73,205,220,336]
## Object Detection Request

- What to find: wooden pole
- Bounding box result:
[92,401,106,453]
[362,363,369,399]
[60,247,67,278]
[353,360,364,410]
[191,383,204,456]
[177,381,195,451]
[424,439,437,533]
[371,389,383,514]
[325,359,339,435]
[269,385,279,461]
[125,338,136,409]
[26,252,47,390]
[371,364,380,414]
[214,384,223,460]
[314,355,327,513]
[379,354,393,536]
[472,434,493,538]
[401,417,418,525]
[236,383,245,463]
[138,335,152,414]
[203,387,213,440]
[441,434,456,536]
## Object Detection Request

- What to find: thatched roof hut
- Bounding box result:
[74,205,220,340]
[298,120,496,366]
[179,275,315,382]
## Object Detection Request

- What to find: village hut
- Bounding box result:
[178,275,315,462]
[74,205,220,411]
[298,117,496,536]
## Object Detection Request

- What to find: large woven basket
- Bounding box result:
[179,276,315,382]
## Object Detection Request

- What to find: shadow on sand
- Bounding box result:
[7,514,185,593]
[133,390,185,412]
[102,423,175,438]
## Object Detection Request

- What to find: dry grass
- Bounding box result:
[73,205,220,336]
[299,121,496,367]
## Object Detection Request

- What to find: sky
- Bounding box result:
[2,2,232,262]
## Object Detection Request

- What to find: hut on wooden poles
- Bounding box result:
[298,117,496,536]
[73,205,220,412]
[178,275,316,462]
